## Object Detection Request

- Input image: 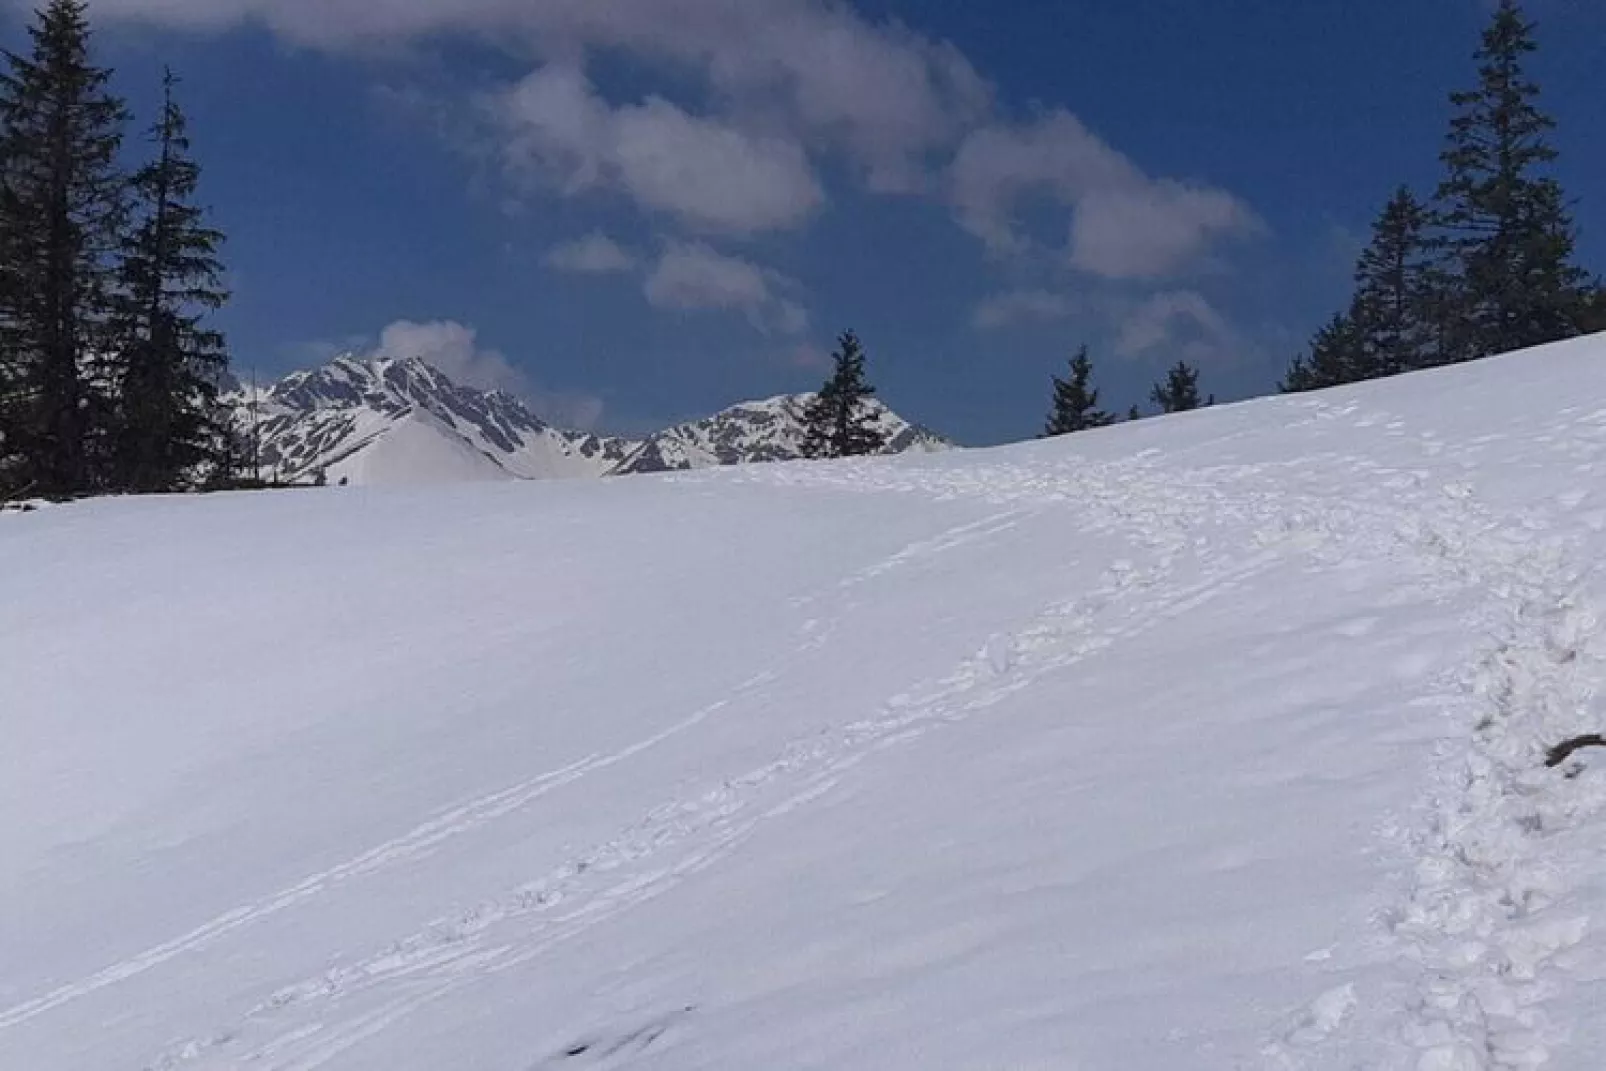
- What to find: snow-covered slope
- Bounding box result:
[237,357,636,485]
[6,335,1606,1070]
[609,393,950,474]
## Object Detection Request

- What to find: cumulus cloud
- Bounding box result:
[357,318,606,429]
[644,243,809,336]
[495,63,823,235]
[1114,291,1234,360]
[87,0,987,192]
[86,0,1262,320]
[83,0,504,42]
[543,232,638,274]
[524,387,607,432]
[1071,185,1256,281]
[371,319,526,393]
[950,111,1260,280]
[972,289,1080,329]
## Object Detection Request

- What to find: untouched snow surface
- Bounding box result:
[6,336,1606,1070]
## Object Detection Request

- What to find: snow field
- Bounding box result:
[3,335,1606,1068]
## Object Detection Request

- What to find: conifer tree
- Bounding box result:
[1150,361,1204,413]
[799,330,888,459]
[0,0,128,497]
[1433,0,1589,361]
[112,69,230,492]
[1282,189,1437,393]
[1126,405,1142,422]
[1279,312,1365,393]
[1352,187,1438,374]
[1043,345,1114,436]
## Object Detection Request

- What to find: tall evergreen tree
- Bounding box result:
[799,330,889,459]
[112,69,230,492]
[1281,189,1437,394]
[1125,404,1142,422]
[1433,0,1589,361]
[0,0,128,497]
[1279,312,1365,393]
[1352,187,1438,374]
[1043,345,1114,436]
[1150,361,1204,413]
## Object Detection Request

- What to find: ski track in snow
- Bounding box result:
[754,400,1606,1070]
[0,682,771,1036]
[141,455,1296,1069]
[15,395,1602,1069]
[0,503,1031,1058]
[1244,398,1606,1070]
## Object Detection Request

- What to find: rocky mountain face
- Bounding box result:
[233,357,634,485]
[231,357,950,486]
[611,394,949,475]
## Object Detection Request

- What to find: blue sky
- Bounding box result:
[7,0,1604,443]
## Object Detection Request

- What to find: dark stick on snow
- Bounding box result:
[1545,734,1606,768]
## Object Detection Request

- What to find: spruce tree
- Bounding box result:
[112,69,230,492]
[1279,312,1365,393]
[1352,187,1437,374]
[799,330,889,459]
[1126,404,1142,422]
[1043,345,1114,436]
[1283,188,1437,394]
[0,0,129,497]
[1433,0,1589,361]
[1150,361,1204,413]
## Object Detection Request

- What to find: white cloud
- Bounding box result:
[88,0,985,192]
[87,0,1263,310]
[644,243,809,336]
[1071,185,1255,281]
[525,387,607,433]
[950,111,1260,280]
[612,98,823,233]
[359,318,607,429]
[973,289,1080,329]
[543,232,638,274]
[371,319,526,393]
[495,63,823,235]
[1114,291,1234,360]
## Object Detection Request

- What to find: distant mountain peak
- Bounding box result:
[608,392,950,476]
[233,357,951,487]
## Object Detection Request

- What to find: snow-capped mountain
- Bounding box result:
[235,356,950,486]
[609,393,950,475]
[235,357,640,486]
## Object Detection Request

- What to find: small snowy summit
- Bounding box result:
[612,394,948,475]
[7,336,1606,1070]
[237,356,949,486]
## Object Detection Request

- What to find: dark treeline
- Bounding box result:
[0,0,234,501]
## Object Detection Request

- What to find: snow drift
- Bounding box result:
[4,335,1606,1070]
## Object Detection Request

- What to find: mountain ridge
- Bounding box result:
[233,355,950,486]
[611,392,949,475]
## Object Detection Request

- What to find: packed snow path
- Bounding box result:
[3,337,1606,1069]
